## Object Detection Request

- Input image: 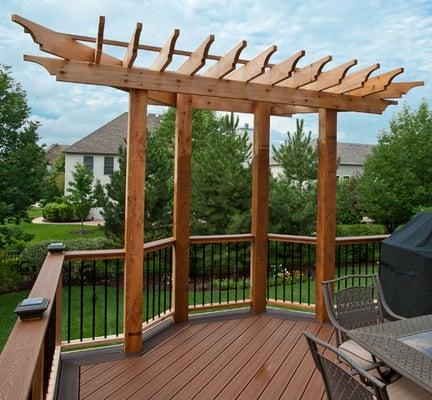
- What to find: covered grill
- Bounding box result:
[380,212,432,318]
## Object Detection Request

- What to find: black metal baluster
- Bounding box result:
[290,243,294,303]
[163,247,167,312]
[227,243,231,303]
[351,245,355,286]
[104,260,108,337]
[365,243,369,277]
[235,242,239,303]
[344,245,349,288]
[158,249,162,317]
[337,246,341,290]
[275,241,278,301]
[152,250,156,320]
[169,247,173,310]
[146,253,150,322]
[67,260,72,343]
[116,259,120,336]
[372,242,376,274]
[210,243,214,305]
[267,241,270,300]
[282,242,287,302]
[201,244,205,306]
[80,260,84,341]
[92,260,96,340]
[193,244,197,307]
[219,243,222,304]
[299,244,303,304]
[243,242,247,302]
[307,244,311,305]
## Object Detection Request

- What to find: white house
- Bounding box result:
[64,113,161,194]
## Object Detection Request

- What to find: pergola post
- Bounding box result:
[124,89,148,353]
[172,94,193,323]
[315,108,337,323]
[250,102,271,313]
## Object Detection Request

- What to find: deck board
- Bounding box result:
[62,310,333,399]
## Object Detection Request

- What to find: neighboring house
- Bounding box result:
[45,143,68,171]
[270,141,374,179]
[64,113,161,194]
[236,122,374,178]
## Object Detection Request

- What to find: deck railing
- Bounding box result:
[267,234,387,310]
[0,233,388,399]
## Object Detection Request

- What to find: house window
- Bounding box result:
[104,156,114,175]
[83,155,94,172]
[336,175,340,181]
[343,175,350,180]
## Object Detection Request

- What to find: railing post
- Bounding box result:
[250,102,271,313]
[315,108,337,322]
[172,94,193,323]
[124,89,147,353]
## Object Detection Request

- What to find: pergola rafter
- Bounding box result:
[11,14,424,355]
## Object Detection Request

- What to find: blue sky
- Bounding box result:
[0,0,431,147]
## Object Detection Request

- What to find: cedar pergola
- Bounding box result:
[13,14,423,354]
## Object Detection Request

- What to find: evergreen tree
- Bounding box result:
[0,65,47,223]
[272,118,317,191]
[93,179,106,208]
[67,163,94,233]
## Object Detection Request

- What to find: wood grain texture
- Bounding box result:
[123,89,147,353]
[123,22,142,68]
[172,94,193,323]
[252,50,305,85]
[24,56,393,115]
[12,14,121,65]
[325,63,380,94]
[227,46,277,82]
[203,40,247,79]
[366,81,424,99]
[94,16,105,64]
[176,35,214,75]
[149,29,180,71]
[250,102,271,313]
[0,252,64,400]
[278,55,332,88]
[73,313,333,399]
[348,67,404,96]
[315,108,337,323]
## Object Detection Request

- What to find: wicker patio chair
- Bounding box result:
[304,331,432,400]
[321,274,405,375]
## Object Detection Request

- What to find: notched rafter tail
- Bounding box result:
[94,16,105,64]
[226,45,277,82]
[325,63,380,94]
[176,34,215,75]
[302,59,357,91]
[367,81,425,99]
[202,40,247,79]
[123,22,143,68]
[252,50,305,85]
[149,29,180,72]
[12,14,121,65]
[277,55,332,88]
[347,67,404,97]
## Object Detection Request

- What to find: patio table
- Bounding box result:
[347,314,432,394]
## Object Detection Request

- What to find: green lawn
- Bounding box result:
[6,207,104,243]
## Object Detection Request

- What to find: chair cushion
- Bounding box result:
[387,377,432,400]
[339,339,376,368]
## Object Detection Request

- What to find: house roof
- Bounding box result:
[64,113,161,155]
[270,140,374,166]
[45,143,69,164]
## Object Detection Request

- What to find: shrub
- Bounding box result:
[336,224,386,237]
[42,202,75,222]
[20,237,120,286]
[0,226,33,253]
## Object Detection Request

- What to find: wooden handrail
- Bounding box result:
[190,233,254,244]
[267,233,316,244]
[0,252,64,400]
[268,233,388,245]
[63,237,175,260]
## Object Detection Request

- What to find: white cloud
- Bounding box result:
[0,0,430,146]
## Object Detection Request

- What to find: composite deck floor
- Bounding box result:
[59,310,335,399]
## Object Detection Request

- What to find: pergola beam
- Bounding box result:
[325,63,380,94]
[94,16,105,64]
[347,67,404,97]
[177,35,215,75]
[203,40,247,79]
[367,81,424,99]
[123,23,143,68]
[24,56,393,113]
[149,29,180,72]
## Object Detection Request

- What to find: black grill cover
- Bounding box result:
[380,212,432,317]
